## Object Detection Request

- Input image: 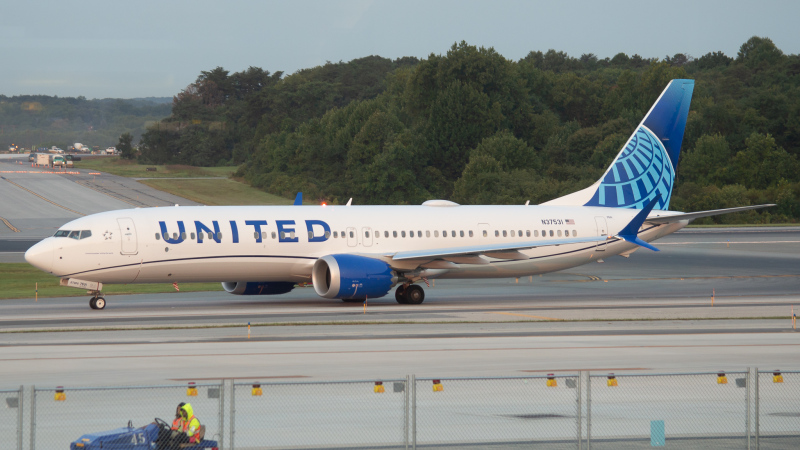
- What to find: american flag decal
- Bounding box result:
[173,282,180,291]
[565,219,575,225]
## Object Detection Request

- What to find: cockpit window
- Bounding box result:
[54,230,92,239]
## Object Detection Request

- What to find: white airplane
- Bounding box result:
[25,79,771,309]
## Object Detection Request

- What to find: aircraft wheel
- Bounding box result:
[405,285,425,305]
[89,297,97,309]
[395,286,408,304]
[95,297,106,310]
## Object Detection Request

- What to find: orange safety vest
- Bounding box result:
[171,417,183,430]
[182,415,201,443]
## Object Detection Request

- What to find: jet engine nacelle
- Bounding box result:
[312,254,396,299]
[221,281,295,296]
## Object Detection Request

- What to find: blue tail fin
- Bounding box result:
[585,79,694,210]
[545,79,694,210]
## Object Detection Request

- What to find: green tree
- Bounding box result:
[117,132,135,160]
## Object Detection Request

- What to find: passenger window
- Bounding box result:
[262,232,267,240]
[365,231,370,238]
[217,232,223,240]
[308,231,314,240]
[325,231,331,239]
[573,230,577,237]
[280,232,285,240]
[173,233,178,240]
[333,231,338,238]
[208,232,214,239]
[384,231,389,238]
[510,230,515,237]
[460,230,464,237]
[409,231,414,238]
[69,230,80,239]
[254,232,260,239]
[469,230,473,237]
[518,230,522,237]
[451,230,455,237]
[549,230,554,237]
[190,232,195,240]
[434,230,439,237]
[393,231,397,238]
[482,230,487,237]
[271,232,276,239]
[401,231,406,238]
[502,230,507,237]
[564,229,569,236]
[534,230,539,237]
[155,233,160,240]
[557,230,562,237]
[442,231,447,238]
[542,230,546,237]
[418,230,422,237]
[495,230,499,237]
[526,230,530,237]
[349,231,353,238]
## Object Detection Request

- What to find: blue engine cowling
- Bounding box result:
[221,281,295,295]
[312,254,396,299]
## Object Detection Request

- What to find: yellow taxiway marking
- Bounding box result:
[490,312,562,321]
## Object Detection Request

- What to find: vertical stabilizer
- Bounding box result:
[544,79,694,210]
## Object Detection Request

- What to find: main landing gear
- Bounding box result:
[395,284,425,305]
[89,291,106,310]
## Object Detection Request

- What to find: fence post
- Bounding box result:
[586,372,591,450]
[218,380,225,450]
[411,374,416,450]
[28,386,35,450]
[230,382,236,450]
[404,375,409,450]
[746,367,751,450]
[17,385,23,450]
[577,372,582,450]
[754,367,759,450]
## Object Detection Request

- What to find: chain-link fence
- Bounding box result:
[587,372,748,449]
[414,375,579,449]
[0,387,23,450]
[32,383,223,450]
[232,379,408,449]
[756,370,800,450]
[4,370,800,449]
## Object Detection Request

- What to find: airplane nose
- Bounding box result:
[25,239,54,273]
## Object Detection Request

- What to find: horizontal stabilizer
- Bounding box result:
[646,204,776,224]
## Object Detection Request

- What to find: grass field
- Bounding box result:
[140,178,298,206]
[77,156,234,178]
[1,263,221,299]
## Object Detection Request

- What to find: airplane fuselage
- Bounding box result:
[28,204,686,286]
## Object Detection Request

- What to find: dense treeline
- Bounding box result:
[0,96,171,150]
[139,37,800,223]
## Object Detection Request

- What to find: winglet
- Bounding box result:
[616,195,661,252]
[293,192,303,206]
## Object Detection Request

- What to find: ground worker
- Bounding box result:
[171,402,185,430]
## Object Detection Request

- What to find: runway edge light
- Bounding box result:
[547,374,557,387]
[432,379,443,392]
[717,372,728,384]
[252,383,262,396]
[607,374,618,387]
[374,381,385,393]
[773,370,783,383]
[55,386,65,401]
[187,382,198,396]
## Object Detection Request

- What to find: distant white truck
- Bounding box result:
[36,153,51,166]
[105,147,116,155]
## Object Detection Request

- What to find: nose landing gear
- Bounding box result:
[89,293,106,310]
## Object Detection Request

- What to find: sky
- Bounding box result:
[3,0,800,99]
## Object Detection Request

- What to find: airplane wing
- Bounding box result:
[646,204,775,224]
[391,196,662,264]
